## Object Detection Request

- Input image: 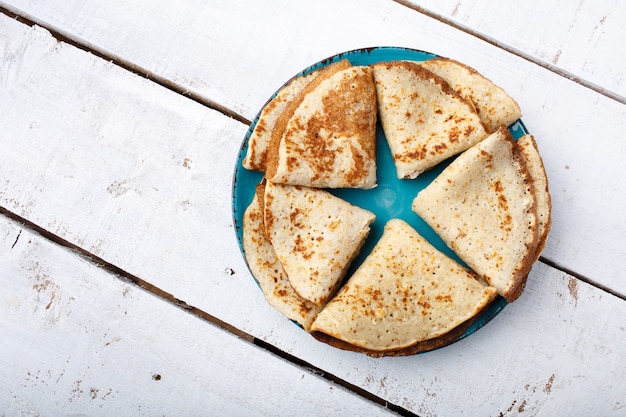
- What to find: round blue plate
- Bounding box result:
[232,47,528,352]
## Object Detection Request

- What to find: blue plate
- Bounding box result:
[232,47,527,352]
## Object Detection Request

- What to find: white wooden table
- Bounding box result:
[1,1,624,415]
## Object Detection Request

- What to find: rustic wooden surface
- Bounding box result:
[1,1,624,416]
[0,216,396,416]
[402,0,626,101]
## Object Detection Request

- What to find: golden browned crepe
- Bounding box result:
[418,57,522,133]
[264,181,376,306]
[310,219,497,355]
[372,60,488,179]
[412,127,538,302]
[517,134,552,261]
[266,63,378,189]
[242,184,321,330]
[243,70,320,172]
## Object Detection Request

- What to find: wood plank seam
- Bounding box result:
[0,214,408,416]
[0,205,412,417]
[393,0,626,105]
[1,4,623,302]
[1,3,624,415]
[0,5,252,126]
[0,206,253,343]
[540,257,625,300]
[3,200,625,412]
[253,338,420,417]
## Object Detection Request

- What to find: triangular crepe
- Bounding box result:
[266,63,378,189]
[243,69,320,172]
[372,60,488,179]
[243,185,321,330]
[517,134,551,261]
[412,127,538,302]
[264,181,375,306]
[418,57,522,133]
[310,219,497,356]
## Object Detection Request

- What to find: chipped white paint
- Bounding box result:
[0,216,395,416]
[0,1,625,416]
[1,0,623,113]
[1,0,625,295]
[403,0,626,100]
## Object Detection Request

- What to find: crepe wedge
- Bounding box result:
[517,134,552,261]
[243,184,321,330]
[243,60,352,172]
[372,60,488,179]
[264,181,376,306]
[412,127,538,302]
[266,62,378,189]
[418,57,522,133]
[243,68,321,172]
[310,219,497,357]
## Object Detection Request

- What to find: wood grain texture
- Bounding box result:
[0,216,396,417]
[401,0,626,101]
[1,6,625,417]
[273,261,626,416]
[1,0,625,295]
[2,0,623,114]
[0,16,250,313]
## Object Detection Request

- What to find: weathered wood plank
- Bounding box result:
[1,10,625,417]
[0,16,255,328]
[2,0,623,116]
[1,2,624,295]
[401,0,626,101]
[0,216,396,416]
[263,261,626,417]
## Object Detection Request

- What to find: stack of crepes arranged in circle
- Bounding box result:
[241,57,551,357]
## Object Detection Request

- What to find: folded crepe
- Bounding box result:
[243,69,321,172]
[266,62,378,189]
[264,181,376,306]
[516,134,552,261]
[412,127,538,302]
[418,57,522,133]
[310,219,497,356]
[372,60,488,179]
[243,184,321,330]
